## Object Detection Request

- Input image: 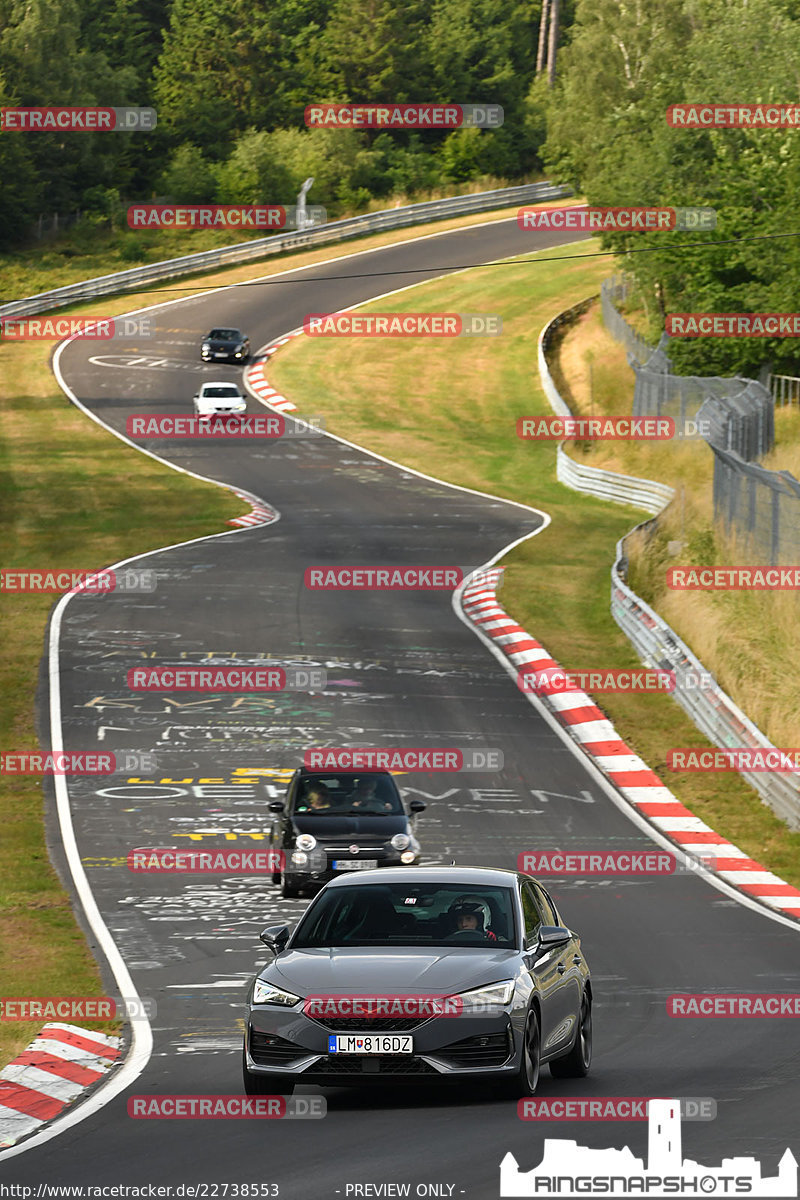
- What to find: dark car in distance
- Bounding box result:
[268,768,425,898]
[200,327,250,363]
[242,866,592,1097]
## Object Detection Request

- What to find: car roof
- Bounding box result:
[201,381,241,389]
[323,866,520,888]
[294,768,396,781]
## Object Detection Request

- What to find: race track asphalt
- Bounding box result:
[3,217,799,1198]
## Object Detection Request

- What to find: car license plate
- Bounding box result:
[328,1035,413,1054]
[332,859,378,870]
[214,351,227,357]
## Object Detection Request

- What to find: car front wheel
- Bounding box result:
[550,991,592,1078]
[499,1005,540,1098]
[280,873,302,899]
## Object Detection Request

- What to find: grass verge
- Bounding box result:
[269,242,800,892]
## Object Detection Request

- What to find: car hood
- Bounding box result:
[292,815,408,838]
[264,947,517,995]
[197,396,244,409]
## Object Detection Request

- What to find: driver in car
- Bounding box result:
[449,900,498,941]
[300,785,332,812]
[351,777,392,813]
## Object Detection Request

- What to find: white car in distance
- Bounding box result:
[193,381,248,418]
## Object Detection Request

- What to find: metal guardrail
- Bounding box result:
[611,542,800,830]
[0,182,571,321]
[556,445,674,514]
[769,373,800,405]
[538,298,676,514]
[538,294,800,830]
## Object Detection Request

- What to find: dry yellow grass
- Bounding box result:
[556,304,800,748]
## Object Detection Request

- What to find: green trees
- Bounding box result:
[542,0,800,375]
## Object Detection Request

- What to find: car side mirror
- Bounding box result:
[408,800,426,813]
[260,924,290,953]
[535,925,572,950]
[268,801,285,813]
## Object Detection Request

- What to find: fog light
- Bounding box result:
[291,850,308,865]
[400,851,416,864]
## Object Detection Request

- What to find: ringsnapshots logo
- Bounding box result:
[517,416,674,440]
[668,565,800,590]
[127,665,326,693]
[517,205,717,232]
[304,103,503,129]
[0,568,156,594]
[518,1097,717,1122]
[0,316,154,341]
[128,848,285,874]
[125,414,325,439]
[667,313,800,337]
[0,996,155,1021]
[303,748,504,771]
[128,1095,325,1119]
[304,313,502,337]
[128,204,327,230]
[500,1096,797,1198]
[517,849,718,876]
[0,107,156,132]
[667,103,800,128]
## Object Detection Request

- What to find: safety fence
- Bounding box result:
[602,276,800,564]
[0,181,571,321]
[538,298,800,830]
[603,277,774,462]
[769,373,800,405]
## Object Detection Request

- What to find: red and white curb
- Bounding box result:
[0,1024,121,1149]
[460,569,800,921]
[244,329,304,413]
[228,487,278,529]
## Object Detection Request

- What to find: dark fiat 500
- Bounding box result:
[268,768,426,898]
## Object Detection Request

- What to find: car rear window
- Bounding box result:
[202,386,240,397]
[291,882,518,948]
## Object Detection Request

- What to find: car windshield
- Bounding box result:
[293,773,403,816]
[203,386,240,397]
[291,882,518,948]
[208,329,240,340]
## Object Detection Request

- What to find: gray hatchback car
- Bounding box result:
[242,866,592,1097]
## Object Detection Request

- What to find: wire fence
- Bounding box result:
[539,294,800,832]
[602,276,774,462]
[600,276,800,563]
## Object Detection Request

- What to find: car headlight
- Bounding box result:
[457,980,516,1009]
[390,834,410,851]
[296,834,316,851]
[201,342,210,351]
[252,981,301,1006]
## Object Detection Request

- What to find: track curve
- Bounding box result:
[2,218,799,1198]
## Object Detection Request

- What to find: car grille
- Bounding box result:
[249,1031,306,1066]
[316,1056,438,1076]
[309,1016,429,1032]
[434,1031,512,1068]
